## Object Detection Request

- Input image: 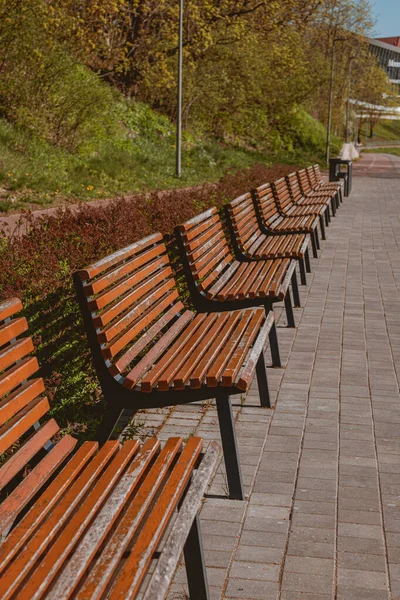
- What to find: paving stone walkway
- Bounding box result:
[134,153,400,600]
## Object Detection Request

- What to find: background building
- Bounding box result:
[370,37,400,85]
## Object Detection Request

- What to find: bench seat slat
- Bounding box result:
[173,312,232,389]
[0,441,119,596]
[0,298,23,322]
[142,441,221,600]
[237,312,275,391]
[206,310,255,386]
[105,437,203,600]
[71,438,183,600]
[0,442,98,574]
[222,309,264,386]
[12,441,142,600]
[156,314,219,391]
[189,312,241,388]
[111,302,184,376]
[123,310,194,389]
[140,314,208,392]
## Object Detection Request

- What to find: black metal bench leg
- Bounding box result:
[315,224,321,248]
[268,320,281,367]
[96,402,125,445]
[184,513,210,600]
[305,247,311,273]
[216,396,244,500]
[284,289,295,328]
[299,257,307,285]
[319,215,326,240]
[256,351,271,408]
[331,197,336,216]
[311,231,318,258]
[291,270,301,307]
[324,207,329,225]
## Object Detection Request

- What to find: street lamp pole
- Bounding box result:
[176,0,183,177]
[345,57,356,143]
[326,37,345,165]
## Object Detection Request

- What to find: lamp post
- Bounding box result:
[176,0,183,177]
[326,37,345,165]
[345,57,356,143]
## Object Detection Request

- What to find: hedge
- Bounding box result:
[0,163,294,441]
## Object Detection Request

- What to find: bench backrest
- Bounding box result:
[74,233,186,381]
[313,164,323,185]
[251,183,282,230]
[271,177,294,213]
[176,208,234,294]
[0,298,77,535]
[286,172,304,204]
[306,165,318,189]
[297,168,313,196]
[225,192,262,254]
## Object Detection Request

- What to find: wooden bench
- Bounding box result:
[0,297,221,600]
[251,182,320,260]
[309,164,343,203]
[175,207,299,331]
[73,233,277,500]
[224,192,311,286]
[297,168,340,215]
[272,177,328,242]
[287,170,337,217]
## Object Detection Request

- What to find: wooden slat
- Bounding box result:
[206,310,254,386]
[68,438,183,600]
[140,314,207,392]
[0,298,23,322]
[89,255,170,312]
[111,302,184,376]
[156,314,218,391]
[13,440,142,600]
[123,310,194,389]
[93,264,173,329]
[0,317,28,348]
[107,437,203,600]
[0,434,77,537]
[0,356,39,399]
[0,419,59,492]
[0,441,120,597]
[0,338,34,373]
[237,312,274,391]
[0,396,49,455]
[221,309,265,386]
[0,442,98,573]
[86,247,168,299]
[0,378,45,426]
[142,441,221,600]
[173,314,231,389]
[190,312,241,388]
[77,234,163,280]
[103,289,179,360]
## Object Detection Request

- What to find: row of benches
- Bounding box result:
[0,165,343,599]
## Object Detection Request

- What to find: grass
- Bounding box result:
[363,147,400,157]
[0,103,330,214]
[360,120,400,144]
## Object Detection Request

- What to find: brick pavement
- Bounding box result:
[131,153,400,599]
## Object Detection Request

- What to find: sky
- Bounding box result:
[372,0,400,37]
